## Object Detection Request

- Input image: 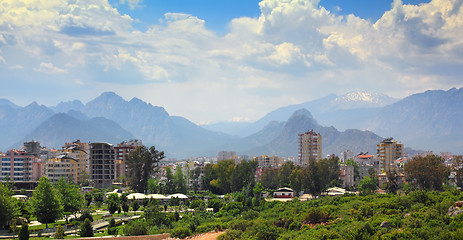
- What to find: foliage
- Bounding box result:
[123,220,148,236]
[170,227,192,239]
[358,176,377,195]
[92,188,104,207]
[385,169,399,194]
[189,199,206,212]
[160,167,176,194]
[18,222,29,240]
[231,160,258,192]
[84,191,92,207]
[190,167,202,193]
[145,200,171,227]
[106,193,120,214]
[453,155,463,189]
[174,166,188,194]
[29,176,63,228]
[126,145,165,193]
[0,182,19,228]
[277,162,296,187]
[79,218,93,237]
[54,224,65,239]
[132,199,140,213]
[261,168,279,190]
[56,178,83,221]
[207,199,223,213]
[404,155,449,190]
[108,218,117,235]
[79,210,93,222]
[147,178,159,194]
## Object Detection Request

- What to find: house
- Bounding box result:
[273,187,295,198]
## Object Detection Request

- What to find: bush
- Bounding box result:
[123,220,148,236]
[229,219,251,232]
[217,229,242,240]
[189,199,206,212]
[18,223,29,240]
[54,224,65,239]
[170,227,192,239]
[207,199,223,213]
[304,207,329,224]
[80,218,93,237]
[79,210,93,222]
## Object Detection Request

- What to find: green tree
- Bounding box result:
[18,222,29,240]
[56,178,83,222]
[0,182,18,228]
[358,176,377,195]
[385,169,399,194]
[207,199,223,213]
[404,155,450,190]
[289,167,304,193]
[84,191,92,207]
[126,145,165,193]
[162,167,176,194]
[131,199,139,213]
[174,166,187,194]
[54,224,65,239]
[147,178,159,194]
[106,193,120,214]
[261,168,279,190]
[305,158,323,196]
[453,155,463,189]
[79,218,93,237]
[277,161,296,187]
[30,177,63,228]
[210,159,235,194]
[92,188,104,207]
[231,160,258,192]
[190,167,202,193]
[319,156,341,188]
[108,218,117,235]
[120,193,129,214]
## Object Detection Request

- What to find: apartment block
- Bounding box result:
[89,142,116,188]
[1,149,38,182]
[377,138,403,172]
[44,155,79,183]
[298,130,322,165]
[115,140,142,179]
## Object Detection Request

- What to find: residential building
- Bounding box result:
[377,138,403,172]
[340,164,355,187]
[340,150,354,163]
[59,140,89,180]
[44,155,79,183]
[89,142,116,188]
[298,130,322,165]
[253,154,281,168]
[1,149,37,182]
[217,151,236,161]
[115,140,143,179]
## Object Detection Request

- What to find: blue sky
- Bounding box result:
[0,0,461,124]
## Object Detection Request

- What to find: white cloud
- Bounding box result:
[0,0,462,123]
[33,62,67,74]
[119,0,143,10]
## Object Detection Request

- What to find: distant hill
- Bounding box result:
[18,113,134,149]
[242,109,384,157]
[365,88,463,153]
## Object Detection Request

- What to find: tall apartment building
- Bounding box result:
[115,140,143,179]
[377,138,403,172]
[60,140,89,177]
[1,149,38,182]
[253,154,281,168]
[89,142,116,188]
[298,130,322,165]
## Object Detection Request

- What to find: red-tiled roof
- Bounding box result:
[358,155,374,158]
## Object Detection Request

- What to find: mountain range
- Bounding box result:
[0,88,461,158]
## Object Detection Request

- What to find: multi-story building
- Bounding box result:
[217,151,236,162]
[59,140,89,180]
[340,150,354,163]
[253,154,281,168]
[44,155,79,183]
[115,140,142,179]
[298,130,322,165]
[1,149,38,182]
[377,138,403,172]
[89,142,116,188]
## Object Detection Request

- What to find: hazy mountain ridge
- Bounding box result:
[0,88,461,157]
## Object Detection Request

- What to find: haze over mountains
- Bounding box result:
[0,88,461,158]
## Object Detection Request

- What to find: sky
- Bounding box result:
[1,0,462,125]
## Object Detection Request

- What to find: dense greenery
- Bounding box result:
[29,177,63,228]
[126,146,165,193]
[0,182,18,228]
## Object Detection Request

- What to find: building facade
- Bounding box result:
[298,130,322,165]
[89,142,116,188]
[1,149,38,182]
[377,138,403,172]
[44,155,79,183]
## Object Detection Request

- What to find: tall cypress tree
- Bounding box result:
[126,146,164,193]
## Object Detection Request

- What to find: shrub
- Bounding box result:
[54,224,64,239]
[18,223,29,240]
[123,220,148,236]
[304,207,329,224]
[170,227,192,239]
[80,218,93,237]
[229,219,251,232]
[254,222,280,240]
[217,229,242,240]
[196,222,223,233]
[207,199,223,213]
[241,209,259,220]
[79,210,93,222]
[189,199,206,212]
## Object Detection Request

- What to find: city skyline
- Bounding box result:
[1,0,462,124]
